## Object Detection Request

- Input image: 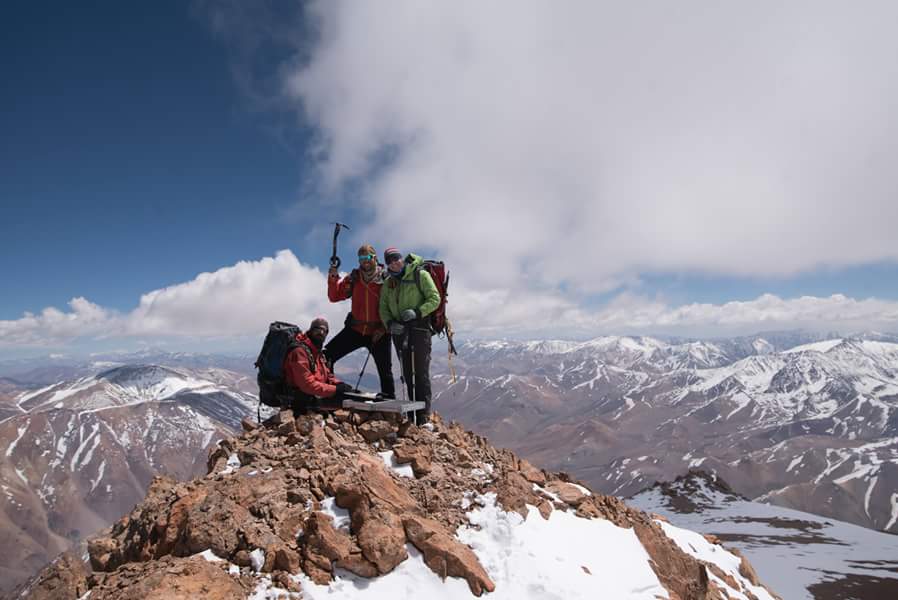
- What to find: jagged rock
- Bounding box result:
[303,512,352,563]
[88,537,120,572]
[274,546,301,573]
[545,480,587,507]
[517,458,546,484]
[403,514,496,596]
[358,419,394,442]
[336,550,380,578]
[357,509,408,574]
[17,407,777,600]
[241,417,259,432]
[87,555,250,599]
[272,569,303,593]
[493,471,539,518]
[10,551,90,600]
[295,415,318,436]
[181,492,250,558]
[393,442,433,476]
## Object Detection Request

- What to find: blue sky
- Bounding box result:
[2,2,898,356]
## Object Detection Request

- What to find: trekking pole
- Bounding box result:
[408,326,417,425]
[394,332,407,403]
[355,348,371,390]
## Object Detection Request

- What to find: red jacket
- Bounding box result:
[284,333,340,398]
[328,268,386,337]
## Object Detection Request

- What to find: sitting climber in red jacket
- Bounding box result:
[284,317,352,415]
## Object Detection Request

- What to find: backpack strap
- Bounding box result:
[296,340,317,374]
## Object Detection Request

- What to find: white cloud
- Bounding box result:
[0,251,344,348]
[2,252,898,349]
[284,1,898,295]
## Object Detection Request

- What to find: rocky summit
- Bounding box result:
[12,410,779,599]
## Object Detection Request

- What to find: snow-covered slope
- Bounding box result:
[630,471,898,600]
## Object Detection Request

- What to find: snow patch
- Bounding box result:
[377,450,415,478]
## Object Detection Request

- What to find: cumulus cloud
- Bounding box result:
[2,252,898,349]
[283,1,898,295]
[0,251,343,348]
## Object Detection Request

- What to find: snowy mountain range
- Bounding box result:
[431,333,898,537]
[3,332,897,596]
[0,362,258,592]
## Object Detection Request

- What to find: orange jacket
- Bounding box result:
[283,333,340,398]
[327,268,386,337]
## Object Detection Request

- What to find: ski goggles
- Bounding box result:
[385,253,403,264]
[358,254,376,262]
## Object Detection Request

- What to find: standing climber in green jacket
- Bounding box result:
[379,247,441,422]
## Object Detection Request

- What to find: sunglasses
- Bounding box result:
[358,254,375,262]
[386,254,403,264]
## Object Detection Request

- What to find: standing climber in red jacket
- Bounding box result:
[324,244,395,398]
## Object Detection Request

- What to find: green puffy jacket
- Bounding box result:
[379,254,441,326]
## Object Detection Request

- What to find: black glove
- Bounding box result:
[400,308,419,322]
[335,382,353,396]
[388,320,406,336]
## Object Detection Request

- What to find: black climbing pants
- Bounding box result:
[324,326,395,398]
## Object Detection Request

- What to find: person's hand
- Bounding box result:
[335,382,353,395]
[328,266,339,277]
[372,329,385,343]
[388,321,405,336]
[400,308,418,322]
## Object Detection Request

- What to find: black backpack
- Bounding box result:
[254,321,314,419]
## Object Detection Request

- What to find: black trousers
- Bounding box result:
[393,320,432,420]
[324,326,395,398]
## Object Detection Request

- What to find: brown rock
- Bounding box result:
[278,419,297,436]
[336,552,380,578]
[275,546,302,573]
[575,499,603,519]
[10,551,91,600]
[359,419,395,442]
[546,480,587,507]
[495,471,539,518]
[518,458,546,485]
[733,548,761,586]
[303,554,333,585]
[241,417,260,432]
[295,415,317,435]
[180,492,251,557]
[403,514,495,596]
[158,488,208,555]
[87,555,247,600]
[88,536,120,572]
[393,443,433,476]
[353,453,417,512]
[357,510,408,574]
[273,569,303,593]
[304,512,352,562]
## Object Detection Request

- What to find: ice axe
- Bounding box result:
[330,222,351,269]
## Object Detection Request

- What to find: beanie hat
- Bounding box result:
[384,247,403,263]
[309,317,329,332]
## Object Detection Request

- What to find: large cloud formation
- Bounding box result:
[286,1,898,296]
